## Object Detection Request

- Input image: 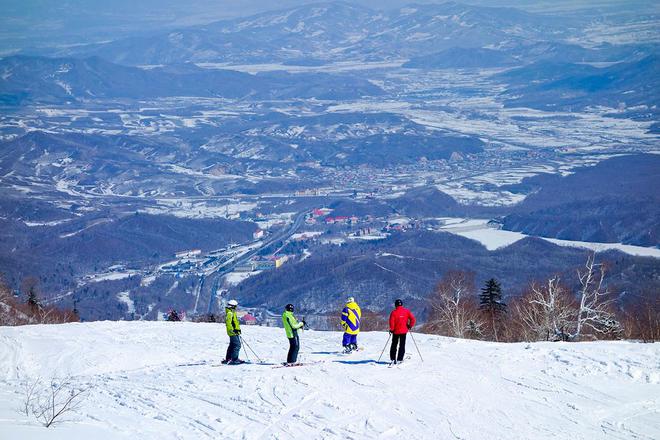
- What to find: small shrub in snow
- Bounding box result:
[20,376,88,428]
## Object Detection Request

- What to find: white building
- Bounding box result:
[175,249,202,259]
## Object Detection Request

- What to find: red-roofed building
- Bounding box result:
[313,208,333,217]
[240,314,257,325]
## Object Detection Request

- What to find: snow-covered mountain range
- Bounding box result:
[54,2,580,64]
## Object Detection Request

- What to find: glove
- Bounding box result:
[389,330,393,335]
[407,324,412,330]
[235,329,241,335]
[301,320,307,327]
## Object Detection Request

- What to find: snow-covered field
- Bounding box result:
[1,322,658,439]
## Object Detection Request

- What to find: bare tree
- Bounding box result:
[21,376,88,428]
[619,294,660,342]
[359,309,389,332]
[426,271,482,338]
[0,281,15,325]
[20,377,41,416]
[515,277,577,341]
[0,278,31,326]
[572,254,622,340]
[464,317,485,340]
[1,276,79,326]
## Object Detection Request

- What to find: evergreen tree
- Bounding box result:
[27,288,40,311]
[21,277,40,313]
[479,278,506,341]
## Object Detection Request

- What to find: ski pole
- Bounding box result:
[409,331,424,362]
[246,340,263,364]
[240,336,263,363]
[298,318,305,363]
[377,333,391,362]
[241,338,251,362]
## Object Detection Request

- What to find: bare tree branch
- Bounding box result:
[427,271,483,339]
[20,376,88,428]
[516,277,577,341]
[572,254,621,340]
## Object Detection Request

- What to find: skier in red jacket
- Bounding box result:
[389,299,416,364]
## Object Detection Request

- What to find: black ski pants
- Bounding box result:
[287,334,300,363]
[390,333,407,361]
[226,335,241,362]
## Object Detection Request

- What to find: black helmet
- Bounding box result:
[394,299,403,307]
[285,303,294,312]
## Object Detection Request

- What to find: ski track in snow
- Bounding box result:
[0,322,658,439]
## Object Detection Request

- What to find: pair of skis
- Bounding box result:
[215,361,319,368]
[340,346,365,355]
[272,360,323,369]
[215,360,275,367]
[388,355,412,368]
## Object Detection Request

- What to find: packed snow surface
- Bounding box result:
[0,322,658,439]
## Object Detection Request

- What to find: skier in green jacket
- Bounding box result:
[222,299,244,365]
[282,303,305,365]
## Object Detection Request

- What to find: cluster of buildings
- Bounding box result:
[159,249,206,274]
[324,215,359,225]
[353,227,376,236]
[161,260,199,274]
[174,249,202,259]
[234,255,289,273]
[294,189,325,196]
[306,208,360,226]
[383,219,424,232]
[306,207,332,224]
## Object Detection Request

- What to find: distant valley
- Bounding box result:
[0,1,658,323]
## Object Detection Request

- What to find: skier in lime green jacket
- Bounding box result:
[282,303,305,364]
[222,299,244,365]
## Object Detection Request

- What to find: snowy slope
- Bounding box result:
[0,322,658,439]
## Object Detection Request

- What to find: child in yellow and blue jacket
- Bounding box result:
[341,297,361,353]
